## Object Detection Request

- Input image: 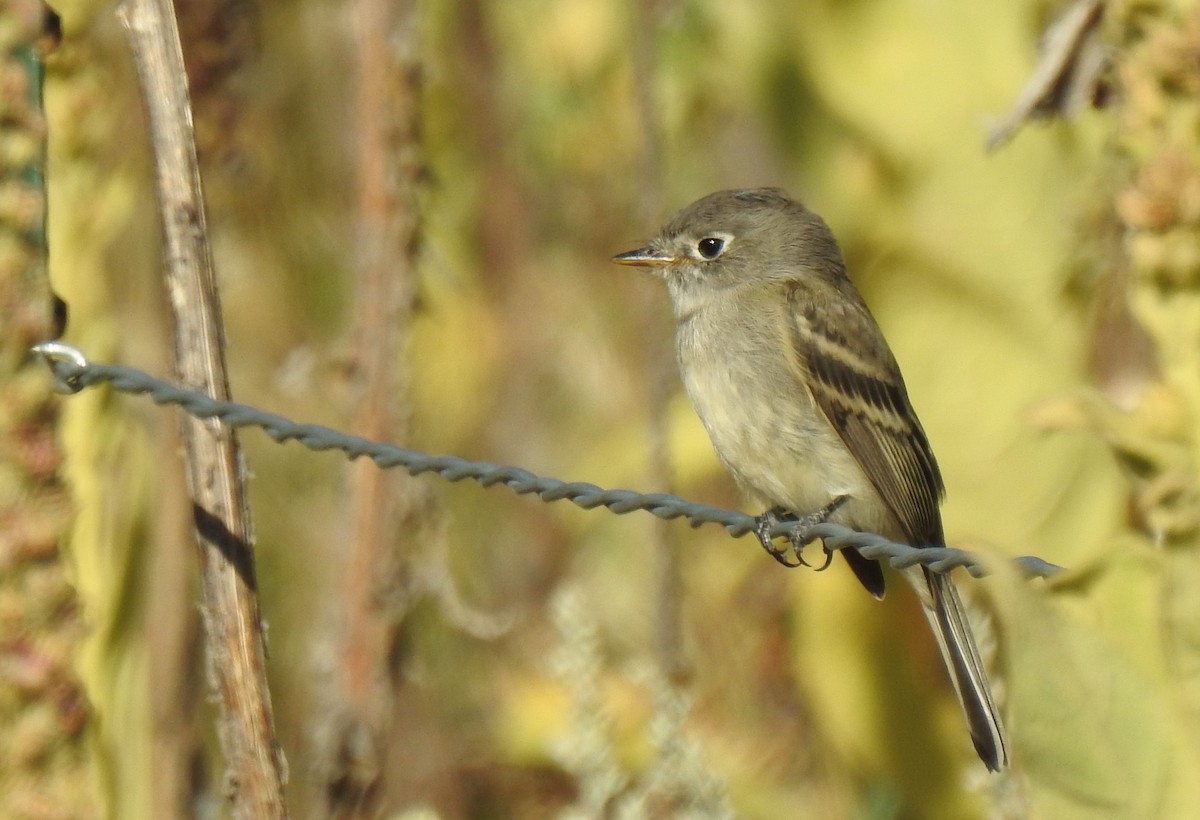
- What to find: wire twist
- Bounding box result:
[31,341,1063,580]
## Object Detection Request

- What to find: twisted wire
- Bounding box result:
[32,342,1062,580]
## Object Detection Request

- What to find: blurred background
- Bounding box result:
[4,0,1200,817]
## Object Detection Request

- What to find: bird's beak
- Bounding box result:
[611,247,677,268]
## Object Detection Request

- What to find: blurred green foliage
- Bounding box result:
[0,2,95,816]
[29,0,1200,816]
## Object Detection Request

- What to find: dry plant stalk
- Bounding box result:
[116,0,287,815]
[316,0,425,814]
[630,0,687,685]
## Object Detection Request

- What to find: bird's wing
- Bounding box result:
[785,283,945,546]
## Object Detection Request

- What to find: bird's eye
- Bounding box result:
[697,237,725,260]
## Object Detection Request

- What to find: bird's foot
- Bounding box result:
[754,507,803,567]
[754,496,850,570]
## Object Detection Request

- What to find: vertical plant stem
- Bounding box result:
[631,0,687,683]
[318,0,424,814]
[116,0,287,815]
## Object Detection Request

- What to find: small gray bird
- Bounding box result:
[613,188,1008,771]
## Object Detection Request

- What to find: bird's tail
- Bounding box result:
[913,567,1009,771]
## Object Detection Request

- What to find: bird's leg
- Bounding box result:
[754,496,850,570]
[754,507,804,567]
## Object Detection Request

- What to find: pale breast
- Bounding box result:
[674,299,889,533]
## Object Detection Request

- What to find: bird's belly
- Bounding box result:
[679,349,871,517]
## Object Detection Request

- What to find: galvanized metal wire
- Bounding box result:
[32,341,1063,580]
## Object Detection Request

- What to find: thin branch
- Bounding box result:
[115,1,287,816]
[316,0,425,814]
[630,0,687,684]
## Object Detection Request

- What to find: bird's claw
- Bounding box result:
[755,507,804,567]
[813,546,835,572]
[753,496,850,570]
